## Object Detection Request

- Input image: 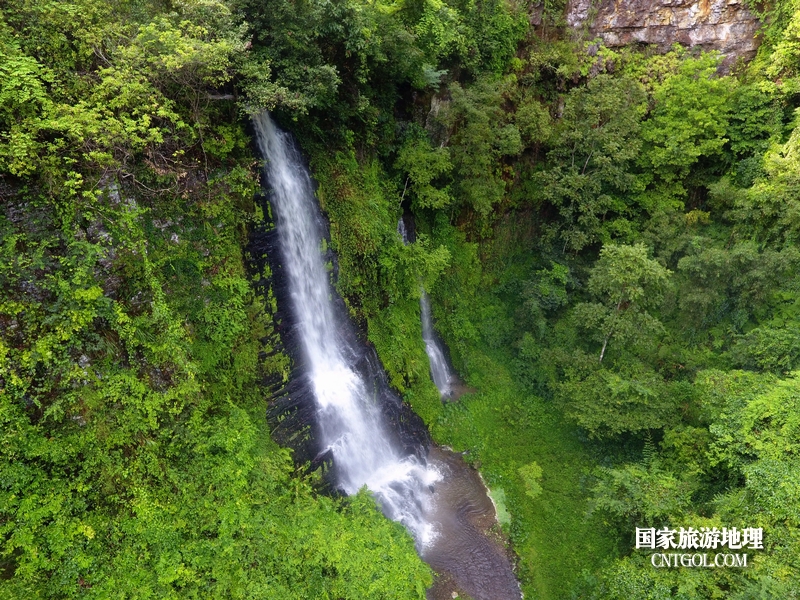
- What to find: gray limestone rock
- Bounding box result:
[565,0,762,68]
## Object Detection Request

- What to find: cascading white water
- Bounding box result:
[253,112,440,546]
[398,219,455,397]
[420,293,454,397]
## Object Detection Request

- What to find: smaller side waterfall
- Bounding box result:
[398,217,455,398]
[420,293,454,397]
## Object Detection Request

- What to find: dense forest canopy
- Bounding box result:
[2,0,800,598]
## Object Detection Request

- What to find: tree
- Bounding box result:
[574,243,671,363]
[395,131,453,210]
[638,52,735,204]
[535,75,647,252]
[438,76,522,217]
[591,460,694,529]
[555,358,681,437]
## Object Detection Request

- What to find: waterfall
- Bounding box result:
[420,293,454,397]
[398,218,455,397]
[254,113,521,600]
[253,113,439,546]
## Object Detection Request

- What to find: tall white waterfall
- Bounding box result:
[253,113,439,546]
[398,218,455,397]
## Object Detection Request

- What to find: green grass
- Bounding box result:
[431,346,620,598]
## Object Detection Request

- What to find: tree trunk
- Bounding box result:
[599,298,624,363]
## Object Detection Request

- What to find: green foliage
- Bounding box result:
[438,76,522,217]
[0,39,51,176]
[535,75,647,251]
[514,93,553,146]
[675,241,800,328]
[412,0,470,64]
[575,243,671,363]
[0,1,432,596]
[575,557,674,600]
[234,0,527,137]
[555,360,680,437]
[734,123,800,243]
[539,0,568,27]
[746,0,800,49]
[731,325,800,373]
[524,263,569,312]
[410,0,528,74]
[579,373,800,598]
[395,131,453,210]
[451,0,529,74]
[520,262,569,338]
[727,84,782,163]
[591,461,694,528]
[517,461,543,499]
[0,185,431,597]
[765,4,800,86]
[639,52,736,201]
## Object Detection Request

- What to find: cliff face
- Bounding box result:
[565,0,762,66]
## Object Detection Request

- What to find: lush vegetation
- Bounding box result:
[0,1,430,597]
[4,0,800,598]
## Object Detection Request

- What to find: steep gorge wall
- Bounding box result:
[564,0,762,65]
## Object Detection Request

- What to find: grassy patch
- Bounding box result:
[431,346,620,598]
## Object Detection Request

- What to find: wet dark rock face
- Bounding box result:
[564,0,761,68]
[247,192,431,478]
